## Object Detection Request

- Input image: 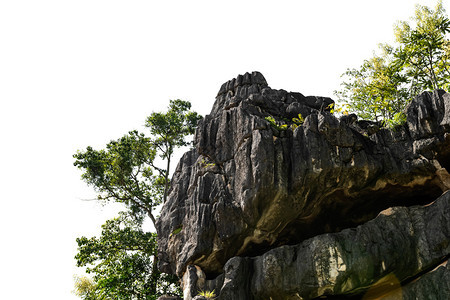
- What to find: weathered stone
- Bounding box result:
[397,259,449,299]
[219,257,252,300]
[156,72,450,298]
[246,192,450,299]
[182,265,206,300]
[177,191,450,300]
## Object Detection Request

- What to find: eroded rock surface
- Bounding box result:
[226,191,449,299]
[156,72,450,299]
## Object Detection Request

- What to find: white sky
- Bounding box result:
[0,0,445,299]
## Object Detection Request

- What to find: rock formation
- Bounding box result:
[156,72,450,299]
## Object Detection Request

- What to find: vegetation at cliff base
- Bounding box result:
[73,100,202,299]
[74,213,178,299]
[335,0,450,127]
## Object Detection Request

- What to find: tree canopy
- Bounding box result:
[335,0,450,126]
[74,213,180,300]
[73,100,201,299]
[145,99,202,203]
[74,130,162,225]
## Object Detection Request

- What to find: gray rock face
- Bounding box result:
[174,191,450,300]
[246,191,450,299]
[156,72,450,298]
[396,259,449,299]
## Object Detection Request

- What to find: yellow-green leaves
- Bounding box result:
[292,113,304,125]
[328,103,350,116]
[265,114,305,131]
[335,1,450,127]
[198,289,216,299]
[170,225,183,237]
[291,113,304,130]
[265,115,287,131]
[73,275,96,298]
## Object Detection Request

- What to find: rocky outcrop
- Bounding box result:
[156,72,450,299]
[217,191,450,299]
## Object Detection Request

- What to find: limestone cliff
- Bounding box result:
[157,72,450,299]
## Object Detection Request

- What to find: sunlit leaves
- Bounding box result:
[336,50,409,124]
[336,0,450,126]
[73,275,96,299]
[393,1,450,91]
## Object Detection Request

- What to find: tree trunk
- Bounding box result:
[163,151,171,203]
[428,49,439,89]
[149,252,160,295]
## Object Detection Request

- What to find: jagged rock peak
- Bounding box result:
[209,71,334,117]
[216,71,268,97]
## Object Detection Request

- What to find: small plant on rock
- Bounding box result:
[201,158,216,168]
[265,116,287,131]
[198,289,216,299]
[169,225,183,237]
[291,113,304,130]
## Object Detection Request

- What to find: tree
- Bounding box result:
[75,213,180,300]
[335,47,409,124]
[393,0,450,91]
[73,100,202,299]
[145,99,202,203]
[336,1,450,126]
[73,130,162,226]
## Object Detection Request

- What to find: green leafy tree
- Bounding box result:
[145,99,202,203]
[73,100,201,299]
[74,130,162,225]
[336,1,450,126]
[393,0,450,91]
[75,213,180,300]
[335,47,409,124]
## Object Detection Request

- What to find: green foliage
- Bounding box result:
[335,47,410,124]
[201,158,216,168]
[291,113,304,130]
[73,130,162,225]
[146,99,202,156]
[292,113,304,125]
[169,225,183,237]
[265,116,283,130]
[328,103,350,116]
[75,213,181,299]
[393,0,450,91]
[145,99,202,203]
[384,111,407,129]
[74,100,201,299]
[336,1,450,126]
[266,114,305,131]
[198,289,216,299]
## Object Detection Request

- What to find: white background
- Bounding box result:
[0,1,444,299]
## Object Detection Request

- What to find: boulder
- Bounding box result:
[156,72,450,299]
